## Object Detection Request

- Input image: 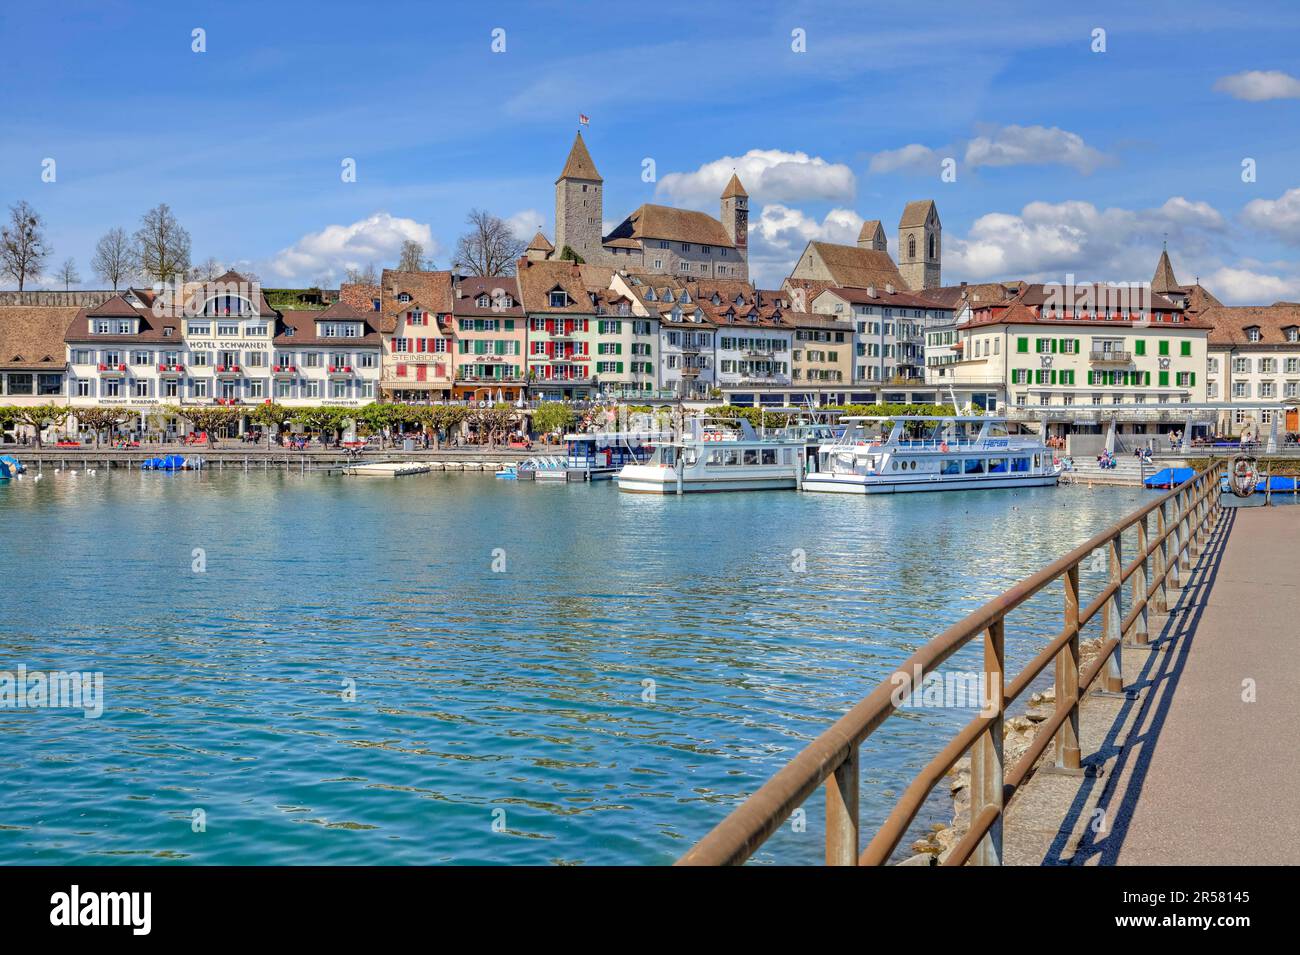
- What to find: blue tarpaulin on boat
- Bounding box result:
[1219,475,1299,493]
[141,454,189,471]
[1144,467,1194,489]
[0,454,23,476]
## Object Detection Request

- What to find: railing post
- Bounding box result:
[1179,486,1192,570]
[1133,514,1149,644]
[825,744,859,865]
[970,618,1005,865]
[1055,564,1082,769]
[1103,533,1124,693]
[1154,499,1169,613]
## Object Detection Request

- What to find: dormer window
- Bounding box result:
[1246,326,1262,342]
[476,294,490,308]
[164,328,174,337]
[398,293,411,303]
[372,298,381,311]
[549,291,567,308]
[1287,327,1299,343]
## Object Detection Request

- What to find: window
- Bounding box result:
[1158,340,1169,356]
[76,379,91,397]
[1180,340,1192,357]
[549,291,567,307]
[1246,327,1261,342]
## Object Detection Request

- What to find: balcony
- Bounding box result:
[272,364,298,376]
[215,364,243,377]
[328,365,354,376]
[98,363,127,375]
[157,363,185,375]
[1089,350,1132,363]
[214,397,241,406]
[680,367,701,378]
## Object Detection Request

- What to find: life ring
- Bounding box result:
[939,441,949,453]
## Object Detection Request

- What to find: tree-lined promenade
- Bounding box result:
[0,401,962,450]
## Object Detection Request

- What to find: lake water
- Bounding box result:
[0,468,1148,865]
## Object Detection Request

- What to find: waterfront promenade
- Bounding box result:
[1002,502,1300,865]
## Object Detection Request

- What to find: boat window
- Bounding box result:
[706,450,725,467]
[940,459,961,475]
[1033,455,1041,468]
[743,449,758,465]
[988,458,1009,474]
[681,449,698,467]
[657,446,676,466]
[891,460,899,471]
[908,460,917,470]
[783,449,793,465]
[964,459,985,474]
[761,449,776,465]
[1011,457,1030,472]
[724,449,740,466]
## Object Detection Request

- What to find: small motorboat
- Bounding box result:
[141,454,202,471]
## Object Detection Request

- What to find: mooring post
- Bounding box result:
[970,618,1005,865]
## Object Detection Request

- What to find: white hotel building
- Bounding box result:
[64,275,381,426]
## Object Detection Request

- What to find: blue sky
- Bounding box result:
[2,0,1299,301]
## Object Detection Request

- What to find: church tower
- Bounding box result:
[898,199,941,290]
[857,219,887,252]
[554,132,604,263]
[721,173,749,274]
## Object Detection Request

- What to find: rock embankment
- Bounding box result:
[906,637,1106,864]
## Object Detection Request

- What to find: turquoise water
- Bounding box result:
[0,469,1148,865]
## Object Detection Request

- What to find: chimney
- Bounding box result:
[885,283,895,295]
[960,281,967,287]
[866,284,876,298]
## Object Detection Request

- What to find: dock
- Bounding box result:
[675,466,1300,866]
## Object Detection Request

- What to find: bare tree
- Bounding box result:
[397,240,427,272]
[345,263,378,285]
[188,256,225,281]
[0,200,51,291]
[453,209,524,277]
[58,257,80,290]
[134,203,191,282]
[91,227,136,290]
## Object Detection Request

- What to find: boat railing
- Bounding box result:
[677,465,1224,866]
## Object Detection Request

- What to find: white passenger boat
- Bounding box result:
[803,415,1059,495]
[616,417,806,494]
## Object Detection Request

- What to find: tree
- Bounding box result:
[531,402,575,444]
[164,405,239,448]
[11,403,69,447]
[557,245,585,265]
[188,256,225,282]
[58,257,80,290]
[0,201,51,291]
[344,263,378,285]
[74,407,128,448]
[453,209,524,277]
[91,227,136,290]
[251,402,295,447]
[134,203,191,283]
[397,240,427,272]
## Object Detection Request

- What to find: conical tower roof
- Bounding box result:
[1152,247,1180,294]
[721,173,748,199]
[557,131,601,182]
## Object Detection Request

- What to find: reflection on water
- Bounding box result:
[0,470,1149,864]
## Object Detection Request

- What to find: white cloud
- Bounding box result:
[1241,187,1300,243]
[964,124,1109,174]
[504,209,547,242]
[656,149,855,208]
[868,144,942,175]
[1214,70,1300,101]
[745,203,863,286]
[945,196,1226,284]
[267,212,436,283]
[1200,266,1300,303]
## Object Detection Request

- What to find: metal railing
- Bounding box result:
[678,466,1224,866]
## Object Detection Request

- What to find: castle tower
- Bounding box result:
[721,173,749,269]
[857,219,887,251]
[1152,242,1180,294]
[897,199,941,290]
[554,132,604,264]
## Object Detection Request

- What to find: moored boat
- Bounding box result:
[802,415,1058,495]
[616,417,805,494]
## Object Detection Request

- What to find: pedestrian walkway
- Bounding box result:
[1003,504,1300,864]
